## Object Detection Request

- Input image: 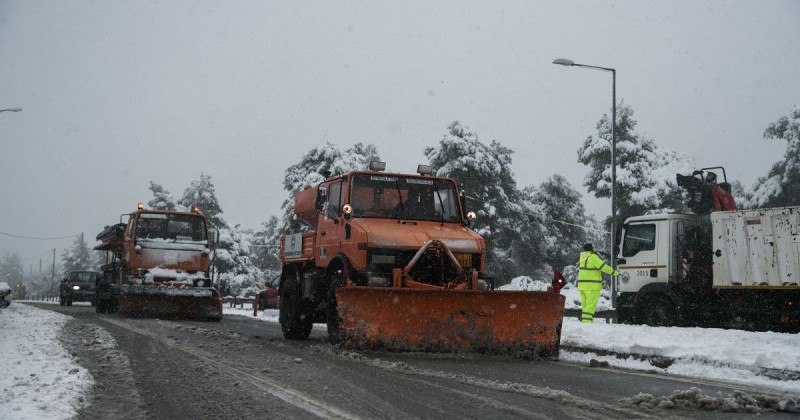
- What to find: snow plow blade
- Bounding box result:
[117,285,223,321]
[336,288,565,358]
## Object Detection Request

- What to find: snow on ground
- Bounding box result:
[0,302,93,420]
[228,277,800,396]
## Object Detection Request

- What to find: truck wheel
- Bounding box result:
[279,268,313,340]
[641,297,676,327]
[66,297,73,307]
[59,295,65,306]
[109,297,119,314]
[96,297,106,313]
[326,270,344,344]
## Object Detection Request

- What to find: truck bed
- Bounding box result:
[712,207,800,288]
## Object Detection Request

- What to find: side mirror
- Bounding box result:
[209,229,219,246]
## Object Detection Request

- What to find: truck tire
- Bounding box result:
[96,297,106,313]
[641,296,676,327]
[326,269,344,344]
[59,295,65,306]
[66,296,73,306]
[279,268,313,340]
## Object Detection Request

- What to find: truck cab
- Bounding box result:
[616,213,705,325]
[283,163,485,289]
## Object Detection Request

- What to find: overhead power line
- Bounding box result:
[462,195,610,235]
[0,230,80,240]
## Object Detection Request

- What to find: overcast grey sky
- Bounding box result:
[1,1,798,270]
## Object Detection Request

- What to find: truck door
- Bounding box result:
[618,220,664,293]
[316,179,344,267]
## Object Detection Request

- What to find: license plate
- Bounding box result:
[455,253,472,268]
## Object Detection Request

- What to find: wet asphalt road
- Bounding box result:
[29,303,798,419]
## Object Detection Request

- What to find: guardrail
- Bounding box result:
[19,295,59,303]
[223,296,256,309]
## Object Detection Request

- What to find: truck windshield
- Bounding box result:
[68,272,96,283]
[349,174,461,222]
[622,223,656,257]
[136,213,207,242]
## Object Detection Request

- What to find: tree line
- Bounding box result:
[4,105,798,297]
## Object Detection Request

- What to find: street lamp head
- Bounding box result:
[552,58,574,66]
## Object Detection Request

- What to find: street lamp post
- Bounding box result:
[552,58,618,308]
[0,107,22,113]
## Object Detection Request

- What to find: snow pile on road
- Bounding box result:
[0,303,93,420]
[621,386,797,413]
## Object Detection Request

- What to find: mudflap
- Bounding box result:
[335,288,565,358]
[117,285,223,321]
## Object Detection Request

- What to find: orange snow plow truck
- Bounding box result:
[278,162,565,357]
[93,204,223,321]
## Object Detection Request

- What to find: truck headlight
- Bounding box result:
[72,285,80,290]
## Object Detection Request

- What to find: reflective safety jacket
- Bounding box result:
[577,251,618,290]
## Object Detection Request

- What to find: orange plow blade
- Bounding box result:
[336,288,565,358]
[118,285,223,321]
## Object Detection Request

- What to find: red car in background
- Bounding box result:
[257,275,280,310]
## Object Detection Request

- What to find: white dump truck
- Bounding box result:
[615,168,800,332]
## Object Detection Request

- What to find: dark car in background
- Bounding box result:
[60,271,99,306]
[257,275,280,310]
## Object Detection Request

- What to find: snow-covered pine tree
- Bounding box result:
[524,174,591,273]
[215,225,265,297]
[178,173,228,230]
[147,181,177,210]
[577,103,694,240]
[746,107,800,208]
[0,253,24,287]
[272,142,382,242]
[60,234,94,276]
[252,216,281,275]
[425,121,540,283]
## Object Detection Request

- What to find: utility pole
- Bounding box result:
[52,248,56,293]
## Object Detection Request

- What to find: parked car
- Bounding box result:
[60,271,99,306]
[257,275,280,310]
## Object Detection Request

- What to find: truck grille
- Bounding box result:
[367,248,481,286]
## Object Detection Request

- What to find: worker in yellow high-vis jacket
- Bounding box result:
[577,243,618,323]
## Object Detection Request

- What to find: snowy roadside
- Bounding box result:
[0,302,93,420]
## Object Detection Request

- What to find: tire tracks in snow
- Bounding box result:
[100,317,362,420]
